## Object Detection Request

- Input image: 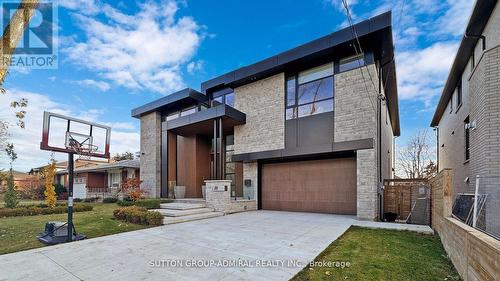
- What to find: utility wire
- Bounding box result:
[341,0,378,114]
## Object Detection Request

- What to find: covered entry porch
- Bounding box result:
[161,104,247,200]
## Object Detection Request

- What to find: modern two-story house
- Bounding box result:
[430,0,499,237]
[431,0,499,195]
[132,11,400,221]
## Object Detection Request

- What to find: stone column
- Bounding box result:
[139,112,161,198]
[204,180,232,213]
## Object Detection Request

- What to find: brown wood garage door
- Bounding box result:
[261,158,357,214]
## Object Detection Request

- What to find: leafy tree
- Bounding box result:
[113,152,134,162]
[44,162,57,208]
[4,143,18,208]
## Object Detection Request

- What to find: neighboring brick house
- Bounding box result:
[132,12,400,220]
[56,159,140,199]
[431,0,500,196]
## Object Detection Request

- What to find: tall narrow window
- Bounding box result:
[464,117,470,161]
[471,52,475,70]
[456,80,462,109]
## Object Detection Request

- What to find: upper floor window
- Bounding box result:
[464,116,470,161]
[211,91,235,108]
[471,52,475,71]
[339,54,365,73]
[166,112,179,121]
[286,62,334,120]
[456,80,462,109]
[180,107,196,117]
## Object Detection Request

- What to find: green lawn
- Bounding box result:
[0,203,151,255]
[292,226,461,281]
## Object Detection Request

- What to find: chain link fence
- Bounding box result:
[452,175,500,240]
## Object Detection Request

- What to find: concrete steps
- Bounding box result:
[159,203,206,210]
[153,207,215,217]
[155,200,223,225]
[162,211,223,225]
[171,198,206,204]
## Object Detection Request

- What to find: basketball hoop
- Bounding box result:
[66,133,99,160]
[40,112,111,243]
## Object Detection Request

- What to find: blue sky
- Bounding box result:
[0,0,474,171]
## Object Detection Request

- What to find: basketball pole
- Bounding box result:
[67,152,74,242]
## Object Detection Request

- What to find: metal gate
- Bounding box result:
[383,179,430,225]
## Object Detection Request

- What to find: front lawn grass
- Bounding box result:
[292,226,461,281]
[0,203,151,255]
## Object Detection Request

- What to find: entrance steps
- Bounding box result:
[154,200,223,225]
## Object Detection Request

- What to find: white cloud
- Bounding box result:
[62,0,203,95]
[331,0,474,105]
[0,90,139,172]
[75,79,111,91]
[396,42,458,102]
[434,0,474,37]
[186,60,203,74]
[58,0,100,15]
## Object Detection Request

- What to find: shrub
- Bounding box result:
[113,206,163,226]
[0,204,93,218]
[73,198,82,202]
[44,162,57,208]
[121,178,146,201]
[117,200,134,207]
[83,197,98,203]
[103,197,118,203]
[54,184,67,196]
[4,171,19,208]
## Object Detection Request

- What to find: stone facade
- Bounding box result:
[233,73,285,154]
[356,148,378,220]
[334,65,379,142]
[205,180,257,214]
[335,64,388,220]
[139,112,161,198]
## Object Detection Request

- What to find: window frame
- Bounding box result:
[339,54,366,73]
[285,62,335,120]
[456,80,462,111]
[464,116,470,162]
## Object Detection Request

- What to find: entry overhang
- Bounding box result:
[163,104,246,135]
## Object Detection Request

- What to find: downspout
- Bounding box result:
[377,63,383,220]
[433,126,439,171]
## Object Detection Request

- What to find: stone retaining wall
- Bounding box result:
[430,169,500,280]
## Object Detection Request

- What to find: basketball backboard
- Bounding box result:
[40,111,111,158]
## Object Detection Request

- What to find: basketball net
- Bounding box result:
[67,138,98,160]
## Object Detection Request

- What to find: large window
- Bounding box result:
[286,63,334,120]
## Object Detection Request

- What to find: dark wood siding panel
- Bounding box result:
[262,158,356,214]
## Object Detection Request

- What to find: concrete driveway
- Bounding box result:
[0,211,431,281]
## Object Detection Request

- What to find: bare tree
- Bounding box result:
[398,129,434,179]
[0,0,40,85]
[0,0,37,152]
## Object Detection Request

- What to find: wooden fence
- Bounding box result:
[383,178,430,225]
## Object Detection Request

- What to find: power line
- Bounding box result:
[340,0,378,114]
